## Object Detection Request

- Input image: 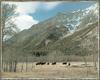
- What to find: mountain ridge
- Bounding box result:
[4,3,99,60]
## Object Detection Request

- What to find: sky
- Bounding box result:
[3,1,96,30]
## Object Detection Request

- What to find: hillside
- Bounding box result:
[4,3,99,61]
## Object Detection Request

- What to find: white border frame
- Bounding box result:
[0,1,99,80]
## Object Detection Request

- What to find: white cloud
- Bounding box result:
[44,2,61,10]
[4,2,61,14]
[3,2,40,30]
[3,2,61,30]
[12,2,61,14]
[4,2,40,14]
[13,15,39,30]
[16,2,41,15]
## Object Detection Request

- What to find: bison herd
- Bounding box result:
[35,62,71,66]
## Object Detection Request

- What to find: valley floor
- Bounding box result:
[1,62,99,79]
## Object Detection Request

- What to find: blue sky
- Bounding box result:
[5,1,96,30]
[30,1,95,22]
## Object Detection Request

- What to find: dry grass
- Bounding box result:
[1,62,99,79]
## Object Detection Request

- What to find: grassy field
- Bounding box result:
[1,62,99,79]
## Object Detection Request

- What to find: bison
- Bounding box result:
[36,62,46,65]
[36,62,41,65]
[47,62,49,65]
[41,62,46,65]
[68,62,71,66]
[62,62,67,65]
[52,62,56,65]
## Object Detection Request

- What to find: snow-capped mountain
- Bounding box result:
[5,3,98,57]
[84,3,99,16]
[53,3,99,33]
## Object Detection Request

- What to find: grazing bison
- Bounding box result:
[52,62,56,65]
[36,62,40,65]
[68,62,71,66]
[47,62,49,65]
[41,62,46,65]
[36,62,46,65]
[62,62,67,65]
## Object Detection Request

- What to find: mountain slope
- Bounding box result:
[4,3,99,58]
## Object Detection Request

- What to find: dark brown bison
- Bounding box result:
[62,62,67,65]
[36,62,41,65]
[47,62,49,65]
[52,62,56,65]
[36,62,46,65]
[68,62,71,66]
[41,62,46,65]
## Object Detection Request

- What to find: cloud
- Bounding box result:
[45,2,61,10]
[3,2,40,30]
[13,2,61,14]
[4,2,40,14]
[13,15,39,30]
[16,2,41,15]
[4,2,61,14]
[3,2,61,30]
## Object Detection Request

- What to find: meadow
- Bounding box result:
[1,62,99,79]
